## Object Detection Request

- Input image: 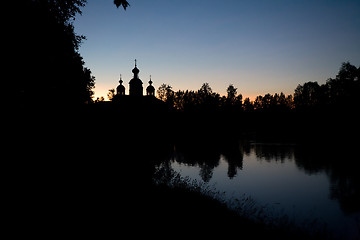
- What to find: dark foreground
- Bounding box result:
[8,169,314,239]
[7,104,358,239]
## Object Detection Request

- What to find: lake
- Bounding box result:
[169,141,360,239]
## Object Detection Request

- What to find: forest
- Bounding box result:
[154,61,359,113]
[14,0,359,146]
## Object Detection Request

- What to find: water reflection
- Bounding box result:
[252,143,295,163]
[171,138,360,217]
[293,146,360,214]
[172,137,244,181]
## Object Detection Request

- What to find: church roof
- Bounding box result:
[132,66,140,74]
[129,77,143,85]
[117,84,125,90]
[129,59,142,85]
[117,75,125,90]
[146,85,155,91]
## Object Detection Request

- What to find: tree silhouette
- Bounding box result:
[157,84,174,102]
[196,83,220,111]
[326,62,360,108]
[226,84,237,100]
[16,0,95,106]
[113,0,130,10]
[107,89,116,101]
[198,83,213,96]
[293,62,359,110]
[15,0,133,107]
[243,97,254,112]
[155,61,358,115]
[294,82,321,108]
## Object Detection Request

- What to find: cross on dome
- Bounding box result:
[149,75,153,85]
[119,74,123,84]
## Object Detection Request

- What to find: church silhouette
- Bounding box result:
[110,60,165,112]
[116,60,155,97]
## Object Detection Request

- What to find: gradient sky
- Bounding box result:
[74,0,360,100]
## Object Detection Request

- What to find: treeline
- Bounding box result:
[14,0,95,106]
[294,62,360,111]
[14,1,133,107]
[157,83,294,113]
[157,62,359,113]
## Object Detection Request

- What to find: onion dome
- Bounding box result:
[132,59,140,76]
[116,74,125,95]
[146,75,155,96]
[129,59,143,96]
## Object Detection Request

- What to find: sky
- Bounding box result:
[74,0,360,100]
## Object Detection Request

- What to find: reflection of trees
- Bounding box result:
[294,145,360,214]
[252,144,295,163]
[328,167,360,214]
[199,164,214,182]
[173,137,244,181]
[173,140,220,182]
[250,143,360,214]
[221,140,244,179]
[173,138,360,214]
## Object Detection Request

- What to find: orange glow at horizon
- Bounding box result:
[93,86,272,102]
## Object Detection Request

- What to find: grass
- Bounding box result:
[152,163,334,239]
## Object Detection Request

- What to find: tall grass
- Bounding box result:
[153,163,333,239]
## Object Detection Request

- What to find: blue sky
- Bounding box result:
[74,0,360,100]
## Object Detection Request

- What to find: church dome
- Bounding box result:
[146,85,155,91]
[146,77,155,96]
[129,77,143,85]
[117,84,125,91]
[116,76,125,95]
[132,66,140,74]
[132,59,140,75]
[130,60,142,85]
[132,67,140,75]
[129,60,143,96]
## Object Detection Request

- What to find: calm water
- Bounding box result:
[170,142,360,239]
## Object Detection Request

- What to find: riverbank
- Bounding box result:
[9,105,357,238]
[7,166,318,239]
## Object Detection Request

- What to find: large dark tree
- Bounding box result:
[326,62,360,107]
[14,0,95,106]
[13,0,131,106]
[294,62,359,110]
[294,81,321,108]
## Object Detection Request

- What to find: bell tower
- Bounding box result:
[146,75,155,96]
[129,59,143,96]
[116,74,125,96]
